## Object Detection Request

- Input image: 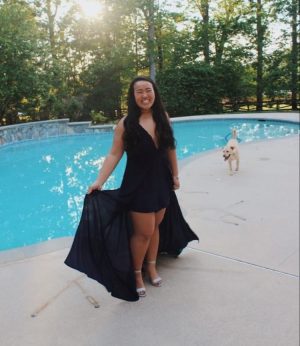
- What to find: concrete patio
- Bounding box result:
[0,113,299,346]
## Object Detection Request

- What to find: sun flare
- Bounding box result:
[76,0,103,18]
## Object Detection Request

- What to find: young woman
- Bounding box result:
[65,76,198,301]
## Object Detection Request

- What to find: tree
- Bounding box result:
[270,0,299,109]
[157,63,222,116]
[0,0,296,124]
[211,0,249,65]
[189,0,211,64]
[81,61,123,118]
[254,0,264,111]
[137,0,157,80]
[264,49,290,99]
[285,0,299,110]
[0,1,44,124]
[45,0,60,60]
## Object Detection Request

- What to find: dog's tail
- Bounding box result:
[232,128,237,139]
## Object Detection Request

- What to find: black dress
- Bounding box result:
[65,122,199,301]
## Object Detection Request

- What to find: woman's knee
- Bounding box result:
[133,231,153,242]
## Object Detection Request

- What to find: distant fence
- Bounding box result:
[221,99,299,113]
[119,99,299,117]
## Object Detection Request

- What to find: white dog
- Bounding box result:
[222,129,240,175]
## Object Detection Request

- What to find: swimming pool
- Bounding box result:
[0,118,299,251]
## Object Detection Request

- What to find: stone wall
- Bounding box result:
[0,119,114,146]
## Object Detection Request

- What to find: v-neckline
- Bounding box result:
[138,123,159,149]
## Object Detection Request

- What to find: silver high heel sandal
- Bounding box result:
[147,261,162,287]
[134,270,146,297]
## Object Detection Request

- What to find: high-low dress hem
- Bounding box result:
[64,189,198,302]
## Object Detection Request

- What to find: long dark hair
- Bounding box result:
[123,76,175,151]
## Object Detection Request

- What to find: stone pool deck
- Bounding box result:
[0,112,299,346]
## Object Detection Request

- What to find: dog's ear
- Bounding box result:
[230,146,235,150]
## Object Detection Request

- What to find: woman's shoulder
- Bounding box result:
[112,116,127,136]
[115,116,127,129]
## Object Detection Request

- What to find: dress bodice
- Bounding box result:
[119,122,172,212]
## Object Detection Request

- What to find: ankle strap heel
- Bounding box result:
[146,261,162,287]
[134,270,146,297]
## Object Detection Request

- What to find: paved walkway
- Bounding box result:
[0,113,299,346]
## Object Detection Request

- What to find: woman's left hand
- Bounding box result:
[173,176,180,190]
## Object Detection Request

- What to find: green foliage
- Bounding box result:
[214,61,255,102]
[157,63,222,116]
[0,1,45,124]
[90,110,109,125]
[264,50,291,99]
[157,61,256,116]
[81,60,123,120]
[0,0,298,125]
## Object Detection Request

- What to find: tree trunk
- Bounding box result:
[148,0,156,81]
[290,0,298,110]
[193,0,210,63]
[141,0,156,81]
[46,0,58,61]
[256,0,263,112]
[156,11,163,72]
[215,30,227,65]
[134,13,139,75]
[202,0,210,64]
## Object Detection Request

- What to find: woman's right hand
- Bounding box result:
[173,176,180,190]
[87,180,102,194]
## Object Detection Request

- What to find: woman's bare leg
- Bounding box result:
[130,211,155,289]
[146,208,166,282]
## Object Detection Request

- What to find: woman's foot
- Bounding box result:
[146,261,162,287]
[134,270,146,297]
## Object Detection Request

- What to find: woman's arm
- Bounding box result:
[167,148,180,190]
[165,113,180,190]
[88,118,125,193]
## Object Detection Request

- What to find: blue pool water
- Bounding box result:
[0,118,299,251]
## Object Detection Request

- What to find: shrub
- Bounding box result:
[90,110,109,125]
